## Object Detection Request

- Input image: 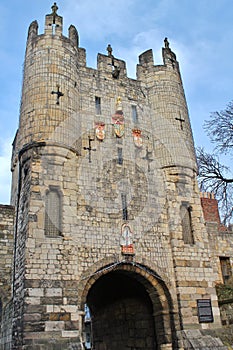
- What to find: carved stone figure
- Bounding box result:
[107,44,113,57]
[164,37,170,48]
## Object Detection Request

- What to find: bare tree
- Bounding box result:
[196,101,233,225]
[204,101,233,153]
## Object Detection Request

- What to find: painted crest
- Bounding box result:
[112,115,124,138]
[132,129,143,148]
[120,223,134,255]
[95,122,105,141]
[112,97,125,138]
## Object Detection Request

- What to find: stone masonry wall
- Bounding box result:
[0,204,14,302]
[12,154,31,349]
[0,204,14,349]
[0,300,13,350]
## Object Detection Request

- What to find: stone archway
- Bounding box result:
[81,262,178,350]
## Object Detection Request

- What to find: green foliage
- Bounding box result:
[216,278,233,301]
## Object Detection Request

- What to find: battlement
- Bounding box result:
[200,192,215,199]
[14,1,197,179]
[26,3,180,82]
[44,2,63,36]
[97,52,127,79]
[27,3,79,49]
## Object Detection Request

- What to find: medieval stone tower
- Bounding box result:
[2,3,231,350]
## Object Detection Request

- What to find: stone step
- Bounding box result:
[182,330,228,350]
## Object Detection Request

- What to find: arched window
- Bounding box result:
[131,105,138,123]
[180,203,194,244]
[45,186,62,237]
[220,257,232,284]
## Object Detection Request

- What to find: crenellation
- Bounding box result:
[68,25,79,48]
[97,53,115,75]
[27,20,39,42]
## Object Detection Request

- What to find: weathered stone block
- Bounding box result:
[24,322,45,332]
[45,321,65,332]
[41,297,63,305]
[49,312,71,321]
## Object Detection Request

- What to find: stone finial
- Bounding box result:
[162,38,177,66]
[107,44,113,57]
[164,37,170,49]
[51,2,58,15]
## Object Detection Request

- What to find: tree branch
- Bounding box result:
[204,101,233,154]
[196,147,233,224]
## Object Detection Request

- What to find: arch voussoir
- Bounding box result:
[79,259,179,349]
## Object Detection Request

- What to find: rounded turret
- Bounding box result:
[137,39,197,173]
[17,3,81,152]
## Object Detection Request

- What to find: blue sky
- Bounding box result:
[0,0,233,203]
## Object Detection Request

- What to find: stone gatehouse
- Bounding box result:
[0,3,232,350]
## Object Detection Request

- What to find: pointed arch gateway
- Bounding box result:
[80,261,179,350]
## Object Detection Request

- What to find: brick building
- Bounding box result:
[0,3,233,350]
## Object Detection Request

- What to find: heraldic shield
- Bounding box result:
[112,97,125,138]
[95,122,105,141]
[132,129,143,148]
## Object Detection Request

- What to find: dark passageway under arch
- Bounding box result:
[86,270,157,350]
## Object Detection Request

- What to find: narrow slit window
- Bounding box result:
[52,23,56,35]
[131,105,138,123]
[121,193,128,221]
[95,96,101,115]
[117,147,123,165]
[181,204,194,244]
[45,187,62,237]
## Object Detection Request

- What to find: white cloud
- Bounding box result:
[63,0,137,39]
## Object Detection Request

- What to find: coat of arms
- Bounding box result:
[132,129,143,148]
[112,97,124,138]
[95,122,105,141]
